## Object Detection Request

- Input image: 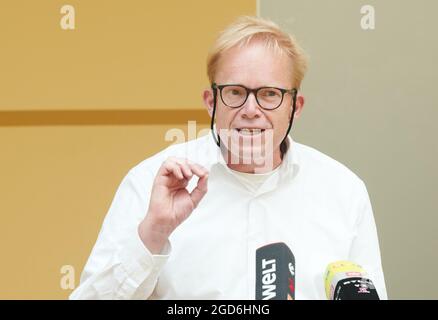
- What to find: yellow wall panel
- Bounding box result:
[0,0,255,110]
[0,124,209,299]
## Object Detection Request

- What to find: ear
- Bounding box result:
[291,92,305,119]
[202,88,215,118]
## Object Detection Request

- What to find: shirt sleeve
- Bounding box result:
[348,180,389,300]
[69,168,171,300]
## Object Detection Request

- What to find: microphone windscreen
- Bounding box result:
[255,242,295,300]
[324,261,379,300]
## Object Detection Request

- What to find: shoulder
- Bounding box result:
[293,141,367,193]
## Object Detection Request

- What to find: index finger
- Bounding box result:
[186,161,209,177]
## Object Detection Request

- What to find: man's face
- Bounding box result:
[204,40,304,168]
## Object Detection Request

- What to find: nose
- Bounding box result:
[240,92,262,119]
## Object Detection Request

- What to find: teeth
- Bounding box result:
[236,128,265,135]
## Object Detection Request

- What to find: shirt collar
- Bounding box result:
[279,135,301,183]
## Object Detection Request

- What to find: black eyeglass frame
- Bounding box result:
[211,83,297,110]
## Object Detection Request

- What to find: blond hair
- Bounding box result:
[207,16,309,89]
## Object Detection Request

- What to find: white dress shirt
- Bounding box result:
[70,134,388,300]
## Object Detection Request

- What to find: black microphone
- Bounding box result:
[324,261,380,300]
[255,242,295,300]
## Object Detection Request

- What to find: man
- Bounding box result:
[70,16,387,299]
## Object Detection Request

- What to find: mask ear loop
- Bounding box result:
[283,89,298,141]
[279,89,297,158]
[210,84,221,147]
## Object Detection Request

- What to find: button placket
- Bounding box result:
[246,196,267,299]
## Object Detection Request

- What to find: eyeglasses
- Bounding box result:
[212,83,297,110]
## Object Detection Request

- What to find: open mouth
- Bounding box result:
[235,128,266,136]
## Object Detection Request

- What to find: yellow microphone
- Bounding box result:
[324,261,380,300]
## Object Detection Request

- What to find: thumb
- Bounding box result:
[189,174,209,209]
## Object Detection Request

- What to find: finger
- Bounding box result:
[175,160,193,180]
[187,162,209,178]
[189,174,209,208]
[162,161,184,180]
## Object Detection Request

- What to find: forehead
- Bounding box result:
[215,40,293,88]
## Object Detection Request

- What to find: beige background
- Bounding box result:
[260,0,438,299]
[1,0,436,300]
